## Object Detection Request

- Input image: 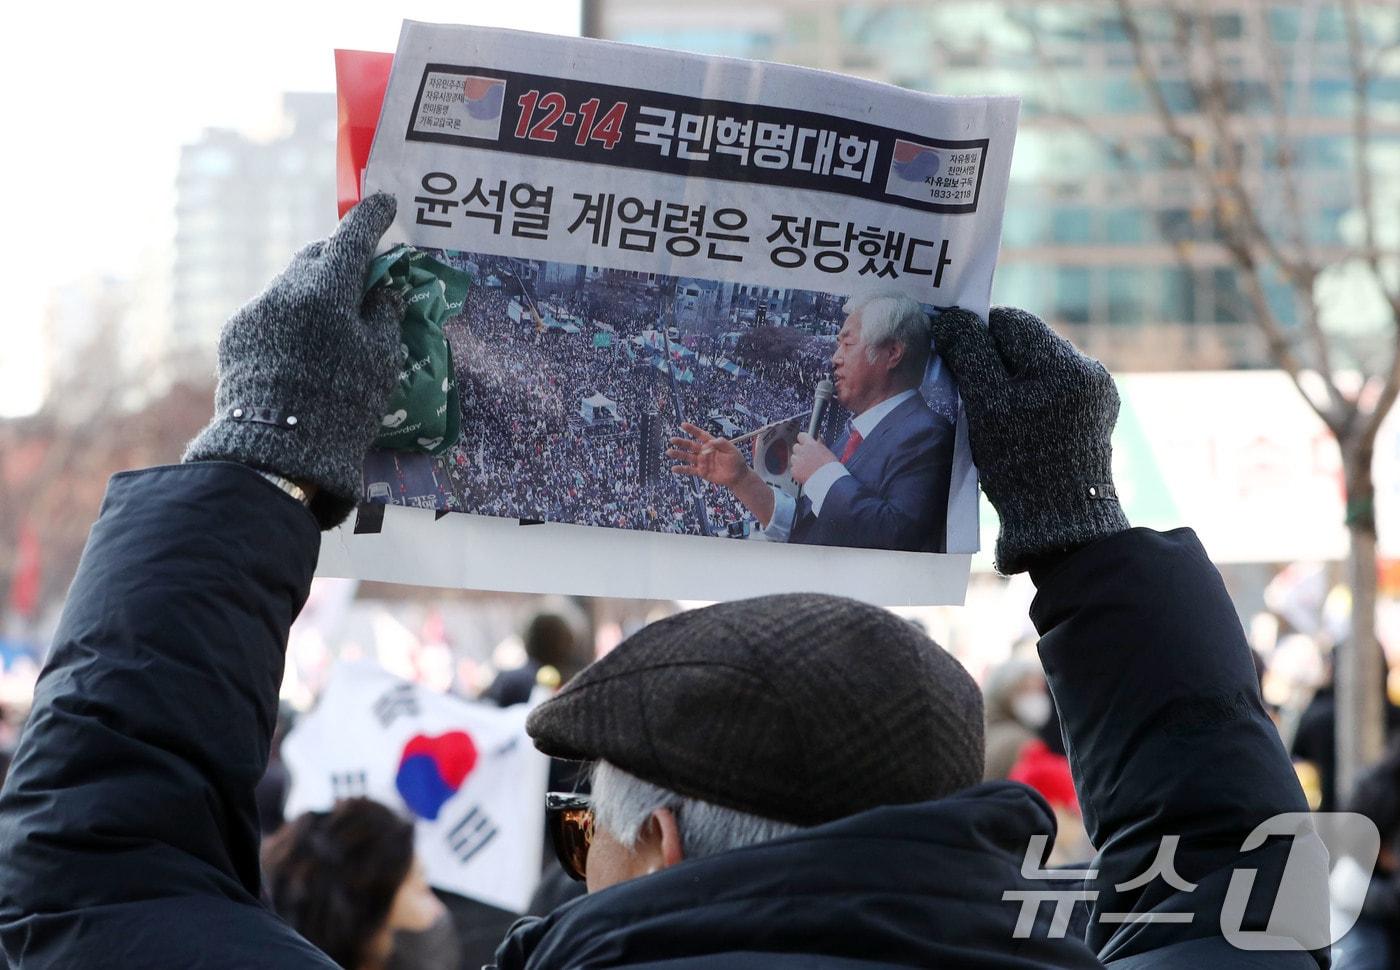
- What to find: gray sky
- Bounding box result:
[0,1,581,416]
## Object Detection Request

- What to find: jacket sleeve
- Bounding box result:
[1031,528,1326,967]
[0,462,338,969]
[814,417,953,552]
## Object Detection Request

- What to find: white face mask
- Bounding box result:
[1011,692,1052,730]
[386,913,462,970]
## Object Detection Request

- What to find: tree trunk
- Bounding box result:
[1336,446,1384,804]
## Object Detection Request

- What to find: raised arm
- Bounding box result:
[933,308,1323,965]
[1033,527,1318,963]
[0,194,405,969]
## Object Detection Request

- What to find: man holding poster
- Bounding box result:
[0,191,1328,967]
[668,291,954,552]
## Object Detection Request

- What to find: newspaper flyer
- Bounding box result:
[317,22,1020,605]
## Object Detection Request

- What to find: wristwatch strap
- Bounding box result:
[255,469,312,507]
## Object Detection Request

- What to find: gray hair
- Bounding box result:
[590,760,802,861]
[842,290,932,378]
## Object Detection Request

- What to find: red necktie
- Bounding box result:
[839,429,863,464]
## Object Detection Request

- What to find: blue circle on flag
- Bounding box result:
[764,439,789,475]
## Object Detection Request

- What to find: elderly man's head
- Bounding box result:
[831,292,933,414]
[580,760,801,891]
[526,593,984,891]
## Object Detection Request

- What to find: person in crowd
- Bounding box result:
[1008,701,1092,867]
[0,195,1323,967]
[481,613,583,708]
[982,657,1051,781]
[667,291,955,552]
[1331,740,1400,969]
[256,705,296,836]
[263,798,462,970]
[479,612,592,940]
[1292,653,1400,812]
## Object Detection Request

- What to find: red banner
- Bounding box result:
[335,49,394,217]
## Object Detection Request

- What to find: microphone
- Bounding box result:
[807,379,835,440]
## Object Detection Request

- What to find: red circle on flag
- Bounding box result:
[463,77,499,100]
[893,140,925,163]
[401,730,478,788]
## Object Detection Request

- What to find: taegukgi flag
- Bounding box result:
[282,662,548,912]
[752,414,809,499]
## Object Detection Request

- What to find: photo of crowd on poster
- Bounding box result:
[362,249,963,553]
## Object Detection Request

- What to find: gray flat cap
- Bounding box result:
[526,592,985,827]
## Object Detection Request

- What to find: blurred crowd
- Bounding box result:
[3,556,1400,967]
[972,580,1400,969]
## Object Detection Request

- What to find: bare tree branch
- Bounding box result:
[1111,0,1400,808]
[1193,4,1341,395]
[1342,0,1385,281]
[1343,0,1400,451]
[1249,5,1315,271]
[1191,3,1307,290]
[1116,0,1350,428]
[1116,0,1198,158]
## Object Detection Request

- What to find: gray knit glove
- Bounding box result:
[931,306,1129,574]
[184,192,405,530]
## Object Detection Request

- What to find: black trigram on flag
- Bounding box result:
[331,769,368,800]
[445,804,498,864]
[373,683,420,727]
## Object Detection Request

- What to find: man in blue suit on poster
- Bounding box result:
[669,292,954,553]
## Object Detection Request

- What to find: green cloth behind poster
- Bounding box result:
[364,246,472,456]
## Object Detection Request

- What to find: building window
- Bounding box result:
[1157,209,1198,242]
[1104,81,1148,113]
[993,264,1053,310]
[1052,207,1093,243]
[1261,267,1299,328]
[1158,80,1198,112]
[1002,209,1048,247]
[1211,13,1244,40]
[1106,209,1147,244]
[1056,267,1092,324]
[1161,267,1197,323]
[1268,8,1301,42]
[1212,268,1247,324]
[1107,268,1147,325]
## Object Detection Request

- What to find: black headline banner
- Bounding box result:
[404,64,990,216]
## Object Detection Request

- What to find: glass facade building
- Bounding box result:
[172,93,338,375]
[585,1,1400,371]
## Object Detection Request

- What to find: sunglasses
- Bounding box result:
[546,792,593,882]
